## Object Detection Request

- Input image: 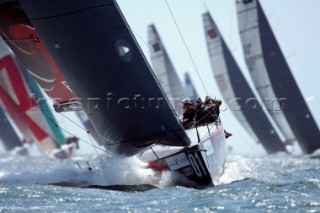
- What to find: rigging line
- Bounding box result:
[41,111,107,157]
[57,111,87,132]
[164,0,208,95]
[2,63,66,137]
[126,23,179,116]
[53,123,105,152]
[131,28,148,48]
[57,111,106,159]
[76,111,101,158]
[1,56,105,156]
[131,28,181,118]
[263,1,320,107]
[201,0,209,12]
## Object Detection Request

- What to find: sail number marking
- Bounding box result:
[183,167,194,176]
[187,152,207,177]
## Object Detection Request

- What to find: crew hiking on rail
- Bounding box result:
[179,96,232,139]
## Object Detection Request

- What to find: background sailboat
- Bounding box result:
[203,11,287,154]
[147,23,187,115]
[21,64,79,158]
[236,0,320,154]
[184,72,199,100]
[111,0,320,155]
[236,0,296,147]
[0,37,76,158]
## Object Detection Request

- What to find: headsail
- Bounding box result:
[6,0,190,156]
[147,24,187,115]
[20,66,66,146]
[203,12,287,154]
[0,37,59,153]
[236,0,320,153]
[236,0,295,145]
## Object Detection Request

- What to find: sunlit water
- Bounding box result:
[0,152,319,212]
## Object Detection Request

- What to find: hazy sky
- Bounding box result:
[116,0,320,155]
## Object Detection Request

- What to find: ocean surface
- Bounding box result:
[0,152,319,212]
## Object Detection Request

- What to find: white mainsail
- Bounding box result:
[184,72,198,100]
[203,12,258,143]
[148,24,187,115]
[236,0,295,143]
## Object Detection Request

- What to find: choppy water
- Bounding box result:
[0,153,319,212]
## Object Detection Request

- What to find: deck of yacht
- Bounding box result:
[139,123,220,162]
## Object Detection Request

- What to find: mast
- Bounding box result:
[236,0,320,154]
[203,11,287,154]
[1,0,190,156]
[147,24,187,115]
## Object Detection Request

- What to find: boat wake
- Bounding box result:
[217,152,314,186]
[218,155,257,184]
[0,153,264,190]
[0,153,188,191]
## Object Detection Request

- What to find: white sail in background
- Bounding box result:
[203,11,288,154]
[236,0,295,143]
[184,72,198,100]
[203,12,258,142]
[148,24,187,115]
